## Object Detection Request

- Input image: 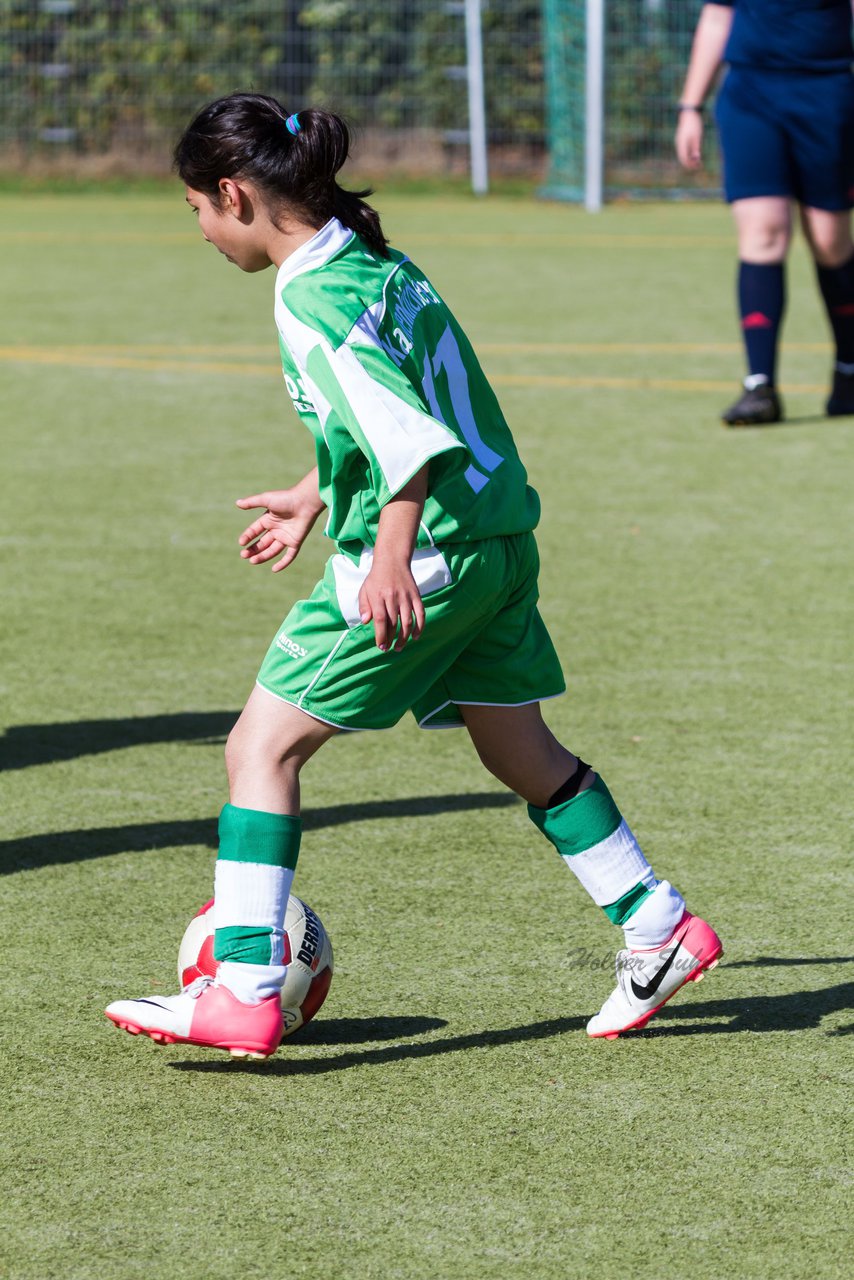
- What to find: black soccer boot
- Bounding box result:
[721,383,783,427]
[825,368,854,417]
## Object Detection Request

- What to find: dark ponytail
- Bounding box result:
[174,92,389,257]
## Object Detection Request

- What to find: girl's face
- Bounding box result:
[184,184,273,273]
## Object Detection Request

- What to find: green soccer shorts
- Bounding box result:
[256,531,566,731]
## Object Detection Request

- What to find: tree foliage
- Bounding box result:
[0,0,545,154]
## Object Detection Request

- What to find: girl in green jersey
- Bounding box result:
[106,93,721,1056]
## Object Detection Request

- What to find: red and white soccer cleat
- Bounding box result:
[105,975,283,1060]
[587,913,723,1040]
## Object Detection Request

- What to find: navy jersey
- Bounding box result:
[714,0,853,73]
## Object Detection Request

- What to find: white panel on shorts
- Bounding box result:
[331,544,451,628]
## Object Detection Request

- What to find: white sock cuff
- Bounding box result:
[744,373,770,391]
[623,879,686,949]
[218,961,287,1003]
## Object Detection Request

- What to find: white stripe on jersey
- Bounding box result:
[317,340,464,496]
[275,294,464,500]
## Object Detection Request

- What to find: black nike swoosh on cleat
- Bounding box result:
[630,942,684,1002]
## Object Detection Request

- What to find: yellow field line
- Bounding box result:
[483,341,831,354]
[0,231,195,244]
[492,373,828,393]
[24,343,276,357]
[0,345,828,394]
[0,339,831,360]
[0,347,275,376]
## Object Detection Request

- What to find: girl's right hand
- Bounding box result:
[358,557,425,652]
[235,487,323,571]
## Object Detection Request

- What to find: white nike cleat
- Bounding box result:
[587,913,723,1040]
[105,975,284,1059]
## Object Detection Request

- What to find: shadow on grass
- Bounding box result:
[0,792,518,874]
[0,711,240,770]
[726,413,833,430]
[292,1015,448,1045]
[637,979,854,1039]
[167,977,854,1075]
[168,1012,591,1077]
[782,414,834,426]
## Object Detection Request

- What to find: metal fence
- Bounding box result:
[0,1,716,198]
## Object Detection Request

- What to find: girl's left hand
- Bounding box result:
[235,478,324,571]
[358,561,426,652]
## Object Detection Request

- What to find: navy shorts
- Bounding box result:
[715,66,854,210]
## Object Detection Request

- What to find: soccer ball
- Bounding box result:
[177,896,333,1037]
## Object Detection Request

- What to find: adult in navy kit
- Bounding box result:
[676,0,854,426]
[104,93,722,1058]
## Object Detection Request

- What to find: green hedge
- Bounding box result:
[0,0,702,180]
[0,0,544,152]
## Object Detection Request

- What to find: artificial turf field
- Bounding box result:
[1,190,852,1280]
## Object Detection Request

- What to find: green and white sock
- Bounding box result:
[528,774,684,947]
[213,803,301,1003]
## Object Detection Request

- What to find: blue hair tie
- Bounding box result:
[285,114,301,136]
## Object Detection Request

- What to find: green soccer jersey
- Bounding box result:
[274,218,540,556]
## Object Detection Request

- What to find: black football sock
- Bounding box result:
[738,261,786,386]
[816,252,854,369]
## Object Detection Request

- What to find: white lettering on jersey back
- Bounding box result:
[332,544,452,628]
[342,268,440,368]
[391,276,441,347]
[345,294,408,367]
